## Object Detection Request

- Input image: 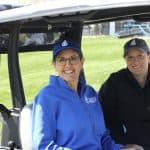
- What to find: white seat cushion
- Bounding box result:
[20,104,33,150]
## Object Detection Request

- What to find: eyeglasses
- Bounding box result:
[55,55,80,66]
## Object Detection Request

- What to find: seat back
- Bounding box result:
[20,104,33,150]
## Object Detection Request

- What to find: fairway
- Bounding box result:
[1,36,150,107]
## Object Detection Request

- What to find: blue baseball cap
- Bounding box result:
[124,38,150,57]
[53,39,82,59]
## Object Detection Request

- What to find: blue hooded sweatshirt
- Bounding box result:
[32,75,122,150]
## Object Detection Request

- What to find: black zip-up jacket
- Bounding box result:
[99,67,150,150]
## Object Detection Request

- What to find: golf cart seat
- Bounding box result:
[20,104,33,150]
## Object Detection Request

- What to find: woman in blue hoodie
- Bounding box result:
[32,39,143,150]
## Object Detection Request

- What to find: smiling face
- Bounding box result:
[53,49,84,89]
[125,48,150,77]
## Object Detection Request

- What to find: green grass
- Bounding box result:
[82,36,126,89]
[1,36,150,107]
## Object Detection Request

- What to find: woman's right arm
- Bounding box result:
[32,91,71,150]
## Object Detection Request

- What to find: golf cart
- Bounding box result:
[0,0,150,149]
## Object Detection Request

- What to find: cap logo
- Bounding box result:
[61,40,68,47]
[130,39,136,46]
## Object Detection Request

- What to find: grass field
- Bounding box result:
[1,36,150,107]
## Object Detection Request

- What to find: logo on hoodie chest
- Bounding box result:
[84,96,97,104]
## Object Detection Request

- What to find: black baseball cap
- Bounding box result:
[123,38,150,57]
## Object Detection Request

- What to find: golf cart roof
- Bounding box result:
[0,0,150,24]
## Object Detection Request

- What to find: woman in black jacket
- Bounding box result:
[99,38,150,150]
